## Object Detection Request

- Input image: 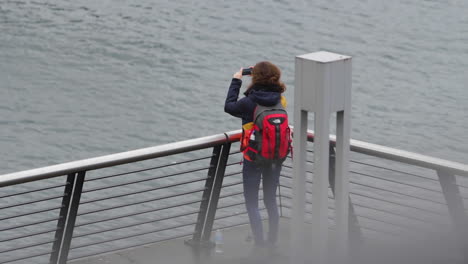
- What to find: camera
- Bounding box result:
[242,68,253,76]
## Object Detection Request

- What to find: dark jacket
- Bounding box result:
[224,78,282,125]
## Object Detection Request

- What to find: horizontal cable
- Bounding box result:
[281,173,467,212]
[351,170,445,195]
[315,155,468,192]
[351,200,444,226]
[281,165,314,175]
[75,200,247,239]
[83,166,210,194]
[226,161,242,167]
[279,186,446,223]
[282,172,467,213]
[212,219,251,233]
[76,198,203,228]
[224,171,242,177]
[71,219,198,251]
[81,177,208,205]
[0,238,56,254]
[280,203,334,221]
[281,172,449,213]
[287,158,468,195]
[74,208,200,239]
[72,203,251,251]
[287,157,468,192]
[349,179,447,207]
[0,205,62,221]
[218,201,247,210]
[229,150,241,155]
[0,249,52,264]
[350,159,441,182]
[283,166,453,200]
[85,155,214,182]
[349,191,446,217]
[0,183,65,199]
[219,190,244,199]
[279,186,330,200]
[0,216,60,232]
[78,187,205,216]
[0,227,58,243]
[285,182,446,217]
[0,194,64,210]
[280,174,313,184]
[352,212,429,232]
[222,180,243,188]
[279,185,335,204]
[214,209,251,222]
[351,159,468,190]
[279,193,335,212]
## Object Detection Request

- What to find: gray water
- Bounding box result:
[1,1,468,262]
[1,0,468,174]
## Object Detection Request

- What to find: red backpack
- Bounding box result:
[242,102,292,164]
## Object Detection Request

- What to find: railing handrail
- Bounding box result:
[299,128,468,177]
[0,132,232,187]
[347,137,468,177]
[1,128,467,187]
[318,132,468,177]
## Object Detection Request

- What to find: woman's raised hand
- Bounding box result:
[233,68,243,80]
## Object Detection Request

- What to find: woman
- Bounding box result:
[224,61,287,248]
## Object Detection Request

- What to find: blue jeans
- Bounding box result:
[242,159,282,246]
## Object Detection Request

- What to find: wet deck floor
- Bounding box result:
[70,220,291,264]
[69,218,464,264]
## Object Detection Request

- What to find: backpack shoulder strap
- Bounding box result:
[253,102,285,124]
[253,104,259,123]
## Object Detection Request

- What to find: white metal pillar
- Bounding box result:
[290,51,352,264]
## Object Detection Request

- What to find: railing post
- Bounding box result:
[328,146,363,260]
[187,143,231,247]
[437,169,468,261]
[190,145,222,245]
[49,171,86,264]
[50,174,76,264]
[201,143,231,242]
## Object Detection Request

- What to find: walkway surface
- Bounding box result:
[70,220,291,264]
[70,218,463,264]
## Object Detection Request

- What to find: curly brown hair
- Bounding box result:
[247,61,286,93]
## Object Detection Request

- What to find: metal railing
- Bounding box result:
[0,129,467,263]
